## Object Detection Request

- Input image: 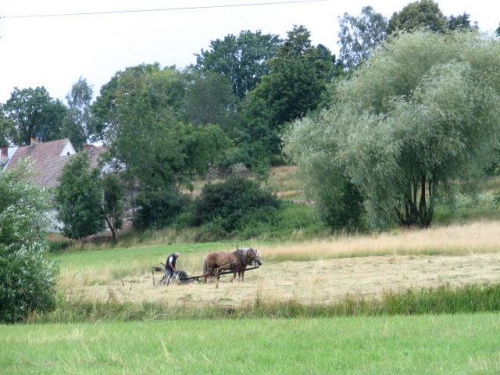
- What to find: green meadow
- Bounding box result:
[1,314,499,375]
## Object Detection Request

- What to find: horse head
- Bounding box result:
[246,248,262,266]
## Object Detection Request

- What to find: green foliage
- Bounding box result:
[0,109,15,146]
[240,26,337,162]
[251,25,335,127]
[93,64,231,230]
[101,172,125,242]
[195,30,282,99]
[445,13,478,31]
[193,176,279,234]
[181,71,239,131]
[62,77,93,150]
[388,0,446,34]
[287,31,500,229]
[338,6,388,70]
[3,87,68,146]
[134,188,191,230]
[0,163,58,323]
[55,153,104,239]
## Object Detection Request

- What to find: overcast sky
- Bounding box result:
[0,0,498,103]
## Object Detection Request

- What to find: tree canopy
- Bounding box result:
[286,31,500,229]
[338,6,388,70]
[388,0,447,34]
[55,153,105,239]
[2,87,68,146]
[195,30,282,99]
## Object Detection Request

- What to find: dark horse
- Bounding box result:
[202,248,262,283]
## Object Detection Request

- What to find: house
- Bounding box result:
[1,138,77,188]
[1,138,109,233]
[1,138,107,188]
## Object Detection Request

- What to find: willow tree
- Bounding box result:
[286,31,500,229]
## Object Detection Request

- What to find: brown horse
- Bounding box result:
[202,248,262,283]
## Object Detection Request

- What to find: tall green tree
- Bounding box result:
[91,64,170,142]
[181,70,238,132]
[338,6,388,70]
[55,153,104,239]
[286,31,500,229]
[103,65,231,229]
[445,13,478,31]
[388,0,446,34]
[243,26,335,159]
[3,87,68,146]
[0,162,58,323]
[62,77,93,150]
[195,30,282,99]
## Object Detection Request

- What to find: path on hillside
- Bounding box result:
[69,253,500,307]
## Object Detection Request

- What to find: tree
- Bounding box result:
[90,64,172,142]
[55,153,104,239]
[0,108,15,146]
[243,26,335,159]
[446,13,478,31]
[195,30,282,99]
[286,31,500,229]
[338,6,388,70]
[101,172,125,243]
[496,23,500,37]
[101,65,231,229]
[0,162,58,323]
[388,0,446,34]
[3,87,68,146]
[62,77,93,150]
[181,70,238,132]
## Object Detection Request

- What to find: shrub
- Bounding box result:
[0,163,58,323]
[134,188,192,230]
[193,176,279,234]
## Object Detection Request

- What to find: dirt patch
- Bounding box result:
[67,253,500,308]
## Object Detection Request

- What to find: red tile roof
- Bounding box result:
[5,139,75,189]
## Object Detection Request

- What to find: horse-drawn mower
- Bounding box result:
[152,247,263,286]
[151,265,261,286]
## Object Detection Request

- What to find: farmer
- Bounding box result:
[165,252,180,285]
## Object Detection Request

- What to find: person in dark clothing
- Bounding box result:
[165,252,180,285]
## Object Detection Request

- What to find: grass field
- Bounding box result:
[51,221,500,310]
[4,169,500,374]
[1,314,499,374]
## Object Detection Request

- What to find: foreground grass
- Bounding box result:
[1,313,499,374]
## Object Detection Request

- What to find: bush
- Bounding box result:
[0,163,58,323]
[193,176,279,234]
[134,188,192,230]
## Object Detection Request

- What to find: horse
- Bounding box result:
[202,248,262,283]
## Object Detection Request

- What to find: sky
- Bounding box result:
[0,0,498,103]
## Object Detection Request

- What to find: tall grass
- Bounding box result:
[28,283,500,324]
[263,220,500,261]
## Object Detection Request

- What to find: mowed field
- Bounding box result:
[3,219,500,374]
[57,221,500,308]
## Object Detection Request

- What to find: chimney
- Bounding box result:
[30,137,38,145]
[1,147,8,164]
